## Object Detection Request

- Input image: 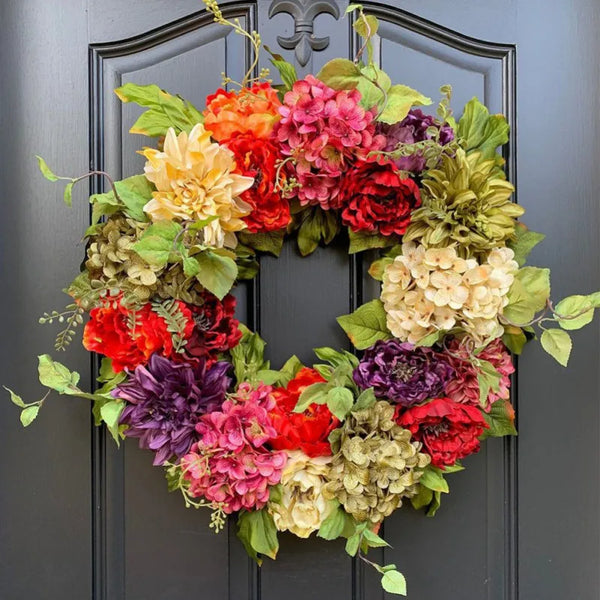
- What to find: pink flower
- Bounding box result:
[443,338,514,411]
[181,384,287,513]
[273,75,384,209]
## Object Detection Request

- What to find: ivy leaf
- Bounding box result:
[419,465,449,494]
[348,229,397,254]
[378,84,432,125]
[294,382,328,413]
[326,387,354,420]
[381,570,407,596]
[316,58,362,90]
[238,230,285,257]
[540,329,572,367]
[3,386,26,408]
[337,299,392,350]
[38,354,80,393]
[194,250,238,299]
[237,509,279,565]
[481,400,517,439]
[264,45,298,91]
[20,406,40,427]
[555,295,596,331]
[508,223,545,267]
[100,400,125,444]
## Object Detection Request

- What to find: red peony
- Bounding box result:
[224,134,291,233]
[184,292,242,360]
[268,368,339,457]
[340,160,421,236]
[397,398,489,468]
[83,299,194,372]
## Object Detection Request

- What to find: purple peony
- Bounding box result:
[377,109,455,172]
[353,339,454,407]
[113,354,231,465]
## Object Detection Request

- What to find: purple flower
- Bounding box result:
[377,109,455,172]
[113,354,231,465]
[353,339,454,407]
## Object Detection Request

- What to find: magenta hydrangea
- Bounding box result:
[181,383,287,513]
[273,75,384,209]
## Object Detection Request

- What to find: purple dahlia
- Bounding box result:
[377,109,455,172]
[353,339,454,407]
[113,354,231,465]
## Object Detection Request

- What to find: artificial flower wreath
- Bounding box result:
[6,3,600,596]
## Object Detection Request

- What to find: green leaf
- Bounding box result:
[313,347,358,369]
[414,330,445,347]
[229,326,270,386]
[555,295,596,331]
[63,181,74,207]
[38,354,80,393]
[3,386,26,408]
[381,570,407,596]
[194,250,238,299]
[504,267,550,325]
[410,485,434,511]
[419,465,449,494]
[264,46,298,91]
[348,229,397,254]
[353,387,376,412]
[20,406,40,427]
[297,207,340,256]
[508,223,545,267]
[481,400,517,439]
[181,256,199,277]
[131,235,172,267]
[540,328,572,367]
[294,382,329,413]
[114,175,154,221]
[238,230,285,257]
[457,97,510,160]
[476,359,502,408]
[353,13,379,38]
[502,326,528,355]
[378,84,432,125]
[368,257,393,281]
[254,369,283,386]
[316,58,362,91]
[237,509,279,565]
[326,387,354,420]
[337,299,392,350]
[317,502,355,540]
[356,65,391,110]
[362,528,390,548]
[345,533,361,557]
[346,3,363,13]
[36,156,62,182]
[100,400,125,444]
[277,355,303,386]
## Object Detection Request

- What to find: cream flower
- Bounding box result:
[268,450,334,539]
[141,124,254,248]
[381,241,518,343]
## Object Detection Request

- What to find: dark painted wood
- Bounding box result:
[1,1,598,599]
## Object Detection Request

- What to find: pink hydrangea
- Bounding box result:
[443,338,515,411]
[273,75,384,209]
[181,383,287,513]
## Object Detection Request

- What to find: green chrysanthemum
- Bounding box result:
[403,148,524,258]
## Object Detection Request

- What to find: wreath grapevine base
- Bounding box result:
[6,3,600,596]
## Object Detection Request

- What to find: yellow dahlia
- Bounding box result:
[141,124,254,248]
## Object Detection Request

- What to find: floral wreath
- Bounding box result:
[6,3,600,596]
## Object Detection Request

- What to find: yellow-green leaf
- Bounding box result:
[540,328,572,367]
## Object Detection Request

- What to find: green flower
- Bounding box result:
[404,149,524,259]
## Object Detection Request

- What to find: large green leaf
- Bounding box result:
[555,294,598,330]
[194,250,238,300]
[326,386,354,420]
[131,221,182,267]
[378,84,431,125]
[337,299,392,350]
[540,328,572,366]
[481,399,517,439]
[90,174,153,223]
[381,570,407,596]
[508,223,546,267]
[237,509,279,565]
[316,58,362,90]
[38,354,80,394]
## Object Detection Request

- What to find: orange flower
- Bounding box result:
[203,82,282,141]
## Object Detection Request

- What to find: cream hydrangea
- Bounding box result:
[141,124,254,248]
[381,242,518,343]
[268,450,334,538]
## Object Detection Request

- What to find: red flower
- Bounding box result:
[224,134,291,233]
[340,160,421,236]
[268,368,339,457]
[397,398,488,468]
[83,299,194,372]
[184,292,242,360]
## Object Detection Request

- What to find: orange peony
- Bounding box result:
[203,82,282,141]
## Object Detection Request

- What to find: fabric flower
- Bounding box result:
[353,339,454,406]
[397,397,489,468]
[141,124,254,248]
[181,384,287,513]
[377,109,454,172]
[268,450,334,538]
[184,292,242,361]
[340,160,421,236]
[82,298,194,372]
[381,242,518,344]
[442,338,514,411]
[324,401,430,523]
[203,83,282,141]
[223,134,291,233]
[114,354,231,465]
[268,368,338,457]
[273,75,384,209]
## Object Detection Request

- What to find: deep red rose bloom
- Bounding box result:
[268,368,339,457]
[397,397,489,468]
[224,133,291,233]
[340,160,421,236]
[83,299,194,372]
[184,292,242,360]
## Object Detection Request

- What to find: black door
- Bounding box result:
[1,1,599,599]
